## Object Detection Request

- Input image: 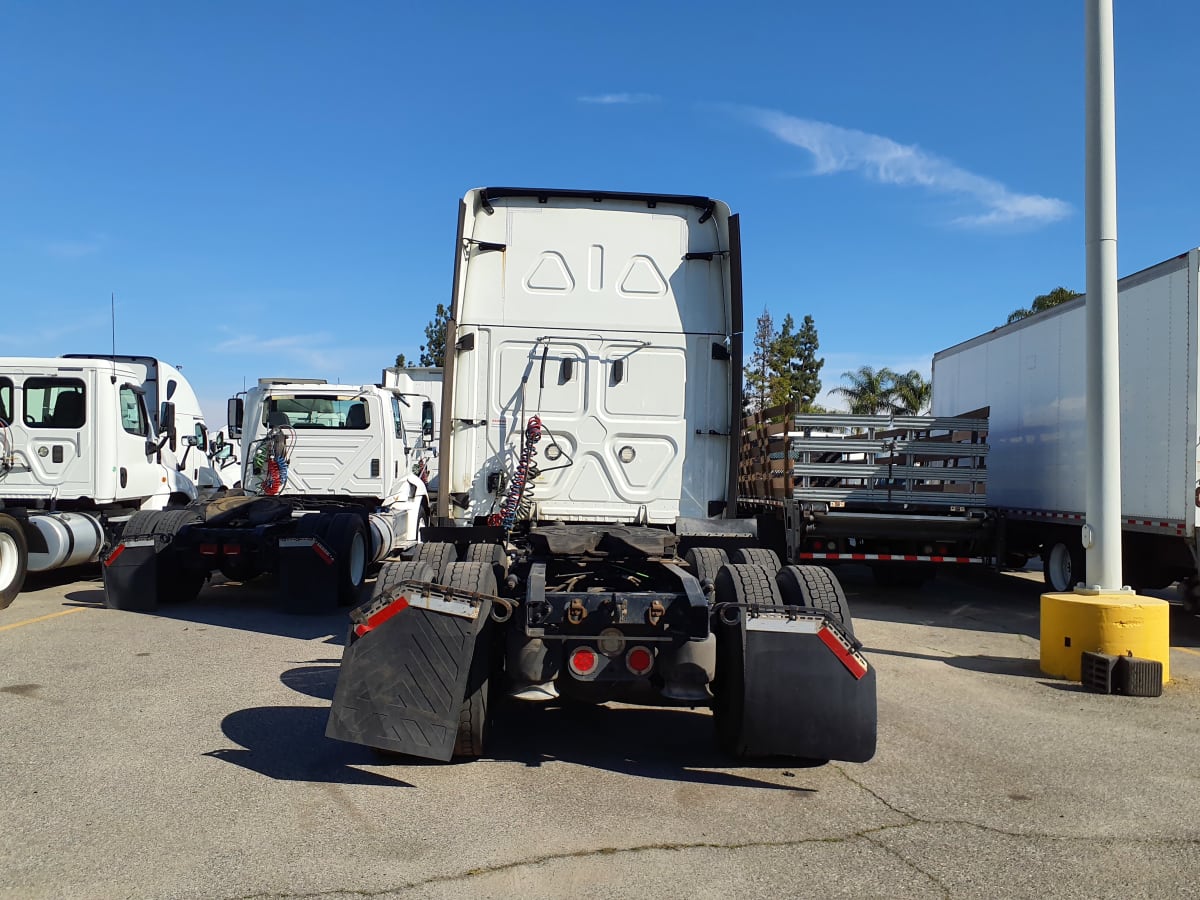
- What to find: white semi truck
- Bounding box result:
[0,354,221,608]
[327,188,876,763]
[102,378,432,613]
[932,248,1200,608]
[381,365,442,486]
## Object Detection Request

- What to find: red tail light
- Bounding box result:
[199,543,219,557]
[222,543,242,557]
[568,646,599,676]
[626,646,654,676]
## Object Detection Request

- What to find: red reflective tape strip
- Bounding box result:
[356,596,410,637]
[311,542,334,565]
[104,544,125,566]
[817,626,868,680]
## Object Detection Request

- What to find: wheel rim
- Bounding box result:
[1048,544,1074,591]
[349,531,366,586]
[0,533,19,591]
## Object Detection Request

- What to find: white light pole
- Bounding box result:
[1082,0,1123,591]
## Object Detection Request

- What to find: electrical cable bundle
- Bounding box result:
[488,415,542,530]
[253,428,293,495]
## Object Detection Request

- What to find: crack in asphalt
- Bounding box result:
[221,769,1200,900]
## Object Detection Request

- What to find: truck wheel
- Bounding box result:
[415,542,457,581]
[684,547,728,584]
[712,563,782,757]
[327,513,369,606]
[464,542,508,584]
[1181,577,1200,616]
[729,547,781,573]
[0,514,29,610]
[777,565,855,640]
[123,508,206,604]
[370,560,436,605]
[1044,541,1083,593]
[441,561,497,760]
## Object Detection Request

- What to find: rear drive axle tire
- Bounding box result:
[729,547,781,573]
[441,561,497,760]
[777,564,855,640]
[415,542,458,582]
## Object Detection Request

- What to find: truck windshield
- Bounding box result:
[263,395,370,430]
[24,378,86,429]
[0,377,11,425]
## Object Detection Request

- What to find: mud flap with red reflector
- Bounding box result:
[102,540,160,612]
[326,584,491,762]
[277,536,339,614]
[715,611,877,763]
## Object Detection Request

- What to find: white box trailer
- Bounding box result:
[932,248,1200,603]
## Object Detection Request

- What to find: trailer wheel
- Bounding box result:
[1044,541,1084,593]
[712,563,782,757]
[441,561,496,760]
[777,565,855,640]
[415,542,457,582]
[729,547,781,573]
[1181,577,1200,616]
[684,547,728,585]
[327,513,369,606]
[0,514,29,610]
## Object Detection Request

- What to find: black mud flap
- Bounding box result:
[716,610,877,763]
[326,584,491,762]
[277,537,339,614]
[101,539,160,611]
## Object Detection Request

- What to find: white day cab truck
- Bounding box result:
[381,365,442,488]
[0,354,222,608]
[933,247,1200,609]
[326,188,877,763]
[102,379,433,614]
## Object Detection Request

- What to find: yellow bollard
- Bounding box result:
[1040,591,1170,683]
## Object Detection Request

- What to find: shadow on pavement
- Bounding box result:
[864,645,1043,677]
[207,705,411,787]
[266,662,817,792]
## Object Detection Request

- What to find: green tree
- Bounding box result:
[831,366,898,415]
[1006,286,1082,324]
[889,370,931,414]
[792,314,823,412]
[394,353,409,368]
[419,304,451,367]
[744,308,774,411]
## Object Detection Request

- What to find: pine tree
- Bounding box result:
[745,308,774,412]
[418,304,450,367]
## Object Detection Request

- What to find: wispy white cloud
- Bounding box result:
[213,332,347,373]
[41,235,106,258]
[736,106,1071,228]
[578,92,661,105]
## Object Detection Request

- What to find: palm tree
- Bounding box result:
[830,366,897,415]
[889,370,932,414]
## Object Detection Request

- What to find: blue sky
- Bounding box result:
[2,2,1196,424]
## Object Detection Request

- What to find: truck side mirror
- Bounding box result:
[227,397,244,438]
[216,444,234,461]
[421,401,435,439]
[159,401,176,437]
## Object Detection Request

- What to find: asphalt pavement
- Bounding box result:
[2,564,1198,899]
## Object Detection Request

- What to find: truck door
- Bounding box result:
[16,373,95,500]
[115,383,164,501]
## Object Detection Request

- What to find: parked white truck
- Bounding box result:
[327,188,876,763]
[381,365,441,486]
[102,378,432,613]
[0,354,221,608]
[932,248,1200,607]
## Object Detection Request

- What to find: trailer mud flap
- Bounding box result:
[102,540,159,612]
[278,537,338,615]
[716,612,876,763]
[326,588,491,762]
